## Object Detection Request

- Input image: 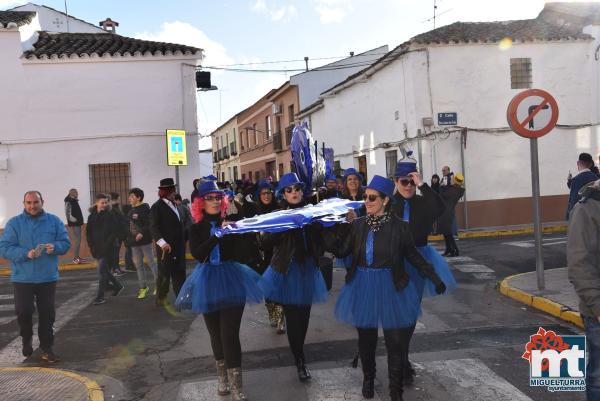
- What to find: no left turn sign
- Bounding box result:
[507,89,559,138]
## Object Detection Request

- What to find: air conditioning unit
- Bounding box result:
[272,103,283,115]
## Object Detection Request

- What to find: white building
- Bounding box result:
[0,9,203,228]
[300,2,600,229]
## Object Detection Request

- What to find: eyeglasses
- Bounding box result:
[204,195,223,202]
[284,185,302,194]
[398,178,415,187]
[260,191,273,196]
[362,194,380,202]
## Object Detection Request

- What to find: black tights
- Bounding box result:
[203,305,245,369]
[444,234,459,254]
[283,304,311,360]
[357,327,412,398]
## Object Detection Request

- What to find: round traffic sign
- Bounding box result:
[506,89,559,138]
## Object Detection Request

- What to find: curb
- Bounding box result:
[427,224,566,242]
[0,367,104,401]
[499,273,583,329]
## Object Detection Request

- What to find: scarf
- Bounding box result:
[365,212,391,233]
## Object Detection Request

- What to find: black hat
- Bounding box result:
[158,178,176,189]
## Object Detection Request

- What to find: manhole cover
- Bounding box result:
[0,369,91,401]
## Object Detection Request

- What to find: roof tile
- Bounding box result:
[0,11,36,28]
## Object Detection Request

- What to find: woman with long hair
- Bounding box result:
[341,168,365,201]
[176,180,263,401]
[259,173,329,382]
[332,175,446,401]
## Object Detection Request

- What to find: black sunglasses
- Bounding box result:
[204,195,223,202]
[398,178,415,187]
[362,194,381,202]
[284,185,302,194]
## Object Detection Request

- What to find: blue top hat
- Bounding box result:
[202,174,218,181]
[277,173,305,192]
[343,168,363,183]
[394,151,418,178]
[255,180,273,199]
[325,174,337,183]
[197,180,225,197]
[366,175,396,200]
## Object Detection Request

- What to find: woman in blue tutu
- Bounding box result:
[259,172,329,382]
[391,153,457,384]
[331,175,446,401]
[176,180,263,401]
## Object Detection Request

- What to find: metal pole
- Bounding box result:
[460,129,468,229]
[416,129,424,176]
[175,165,180,194]
[530,138,545,290]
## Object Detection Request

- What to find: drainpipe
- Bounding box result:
[460,128,468,229]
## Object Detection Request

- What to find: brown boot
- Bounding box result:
[275,304,286,334]
[265,302,276,327]
[216,359,230,396]
[227,367,249,401]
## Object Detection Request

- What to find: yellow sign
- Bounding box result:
[166,129,188,166]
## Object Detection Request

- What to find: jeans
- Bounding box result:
[69,225,81,259]
[585,317,600,401]
[131,244,158,289]
[14,281,56,351]
[96,258,122,300]
[203,306,245,368]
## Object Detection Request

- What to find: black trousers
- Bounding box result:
[203,305,245,369]
[14,281,57,351]
[283,304,311,360]
[443,234,459,254]
[357,327,412,398]
[156,265,186,300]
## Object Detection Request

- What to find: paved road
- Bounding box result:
[0,234,583,401]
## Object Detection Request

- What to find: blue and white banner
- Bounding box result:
[216,198,364,236]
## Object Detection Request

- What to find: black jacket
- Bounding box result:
[438,186,465,234]
[86,206,126,259]
[126,203,152,247]
[329,214,442,291]
[150,199,186,271]
[64,196,84,226]
[189,213,258,267]
[392,183,446,246]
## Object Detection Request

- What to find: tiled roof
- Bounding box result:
[23,31,202,59]
[411,19,591,45]
[9,3,105,32]
[0,11,36,28]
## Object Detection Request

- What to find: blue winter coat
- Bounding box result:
[568,170,600,218]
[0,211,70,283]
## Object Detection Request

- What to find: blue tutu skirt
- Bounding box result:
[334,267,422,329]
[405,245,457,298]
[259,258,328,306]
[175,261,264,314]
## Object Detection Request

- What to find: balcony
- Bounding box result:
[273,132,282,152]
[230,142,238,156]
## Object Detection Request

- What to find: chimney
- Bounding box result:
[350,51,354,57]
[99,18,119,33]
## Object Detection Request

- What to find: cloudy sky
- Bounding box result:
[2,0,578,148]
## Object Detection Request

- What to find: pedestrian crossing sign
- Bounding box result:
[166,129,188,166]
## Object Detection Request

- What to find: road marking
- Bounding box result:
[503,237,567,248]
[472,273,497,280]
[0,295,14,300]
[0,283,97,366]
[0,305,14,312]
[179,379,219,401]
[542,241,566,246]
[0,317,16,326]
[453,264,494,273]
[422,358,532,401]
[307,367,382,401]
[444,256,474,263]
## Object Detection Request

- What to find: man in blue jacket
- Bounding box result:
[0,191,70,362]
[567,153,600,218]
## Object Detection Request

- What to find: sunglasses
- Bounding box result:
[284,185,302,194]
[362,194,381,202]
[398,178,415,187]
[204,195,223,202]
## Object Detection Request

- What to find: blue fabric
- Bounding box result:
[402,200,410,222]
[366,230,374,266]
[585,317,600,401]
[175,261,264,313]
[405,245,456,298]
[335,266,422,329]
[209,223,221,264]
[259,257,328,305]
[0,211,70,283]
[568,171,599,215]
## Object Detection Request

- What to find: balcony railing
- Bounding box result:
[273,132,282,151]
[230,142,237,156]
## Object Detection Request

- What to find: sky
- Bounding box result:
[2,0,586,148]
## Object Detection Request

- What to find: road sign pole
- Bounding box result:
[529,138,545,290]
[175,165,180,194]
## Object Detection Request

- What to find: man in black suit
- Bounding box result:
[150,178,186,306]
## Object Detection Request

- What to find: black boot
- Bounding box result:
[388,356,404,401]
[295,356,311,382]
[361,350,376,398]
[403,360,415,385]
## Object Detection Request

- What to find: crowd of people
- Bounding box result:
[0,155,469,401]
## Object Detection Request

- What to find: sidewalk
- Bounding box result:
[499,267,583,328]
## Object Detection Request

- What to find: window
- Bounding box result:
[233,166,239,180]
[254,171,260,182]
[357,155,367,183]
[89,163,131,204]
[275,116,281,134]
[253,123,258,146]
[249,171,253,182]
[278,163,284,179]
[385,150,398,179]
[242,173,246,181]
[510,58,532,89]
[240,130,245,151]
[266,161,276,178]
[265,115,272,140]
[228,167,232,180]
[290,161,296,173]
[334,160,342,177]
[288,104,295,123]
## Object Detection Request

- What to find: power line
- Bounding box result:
[202,59,377,73]
[208,52,390,68]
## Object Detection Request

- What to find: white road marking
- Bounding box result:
[178,379,220,401]
[453,264,494,273]
[0,295,14,300]
[306,367,382,401]
[502,241,535,248]
[444,256,474,263]
[503,237,567,248]
[0,304,14,312]
[472,273,497,280]
[0,283,97,366]
[542,241,566,246]
[0,317,16,326]
[422,358,533,400]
